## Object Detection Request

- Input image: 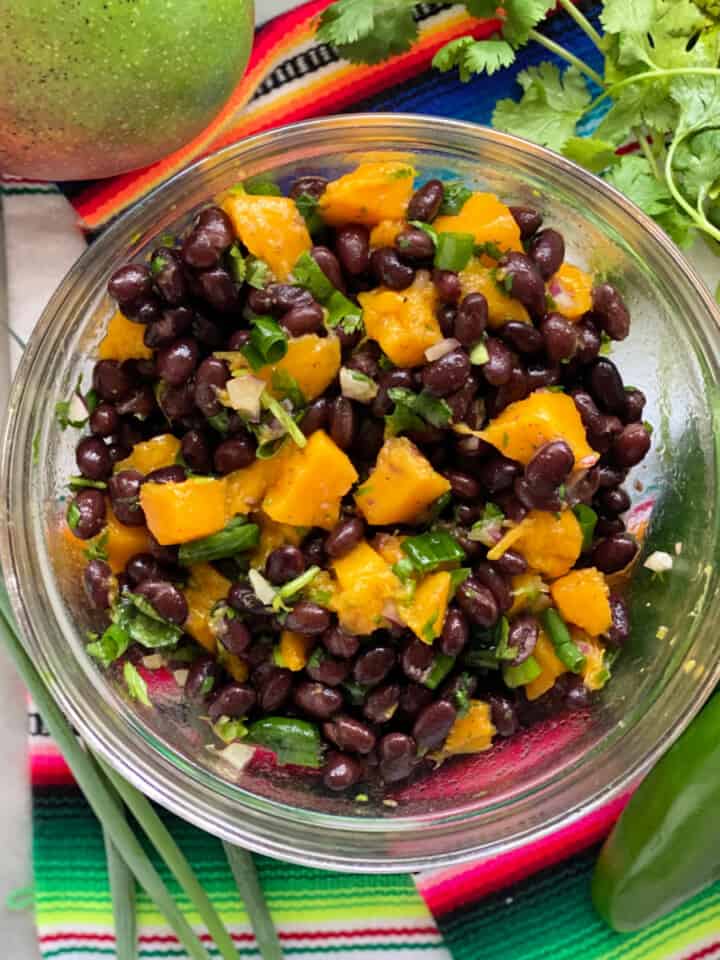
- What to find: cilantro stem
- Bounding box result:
[664,136,720,243]
[589,67,720,112]
[555,0,603,51]
[527,29,604,87]
[636,130,661,182]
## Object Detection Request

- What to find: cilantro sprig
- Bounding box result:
[315,0,720,252]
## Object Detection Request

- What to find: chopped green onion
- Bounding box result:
[123,661,151,706]
[295,192,325,235]
[113,595,183,649]
[474,240,503,260]
[423,653,456,690]
[150,253,168,275]
[246,717,324,768]
[573,504,598,552]
[402,530,466,574]
[207,410,231,434]
[213,717,249,743]
[256,436,288,460]
[469,502,505,546]
[179,517,259,566]
[451,672,474,715]
[292,251,335,302]
[271,566,321,612]
[270,369,305,408]
[503,656,541,688]
[494,616,517,662]
[392,557,416,583]
[261,392,307,449]
[223,844,284,960]
[469,341,489,365]
[463,647,501,670]
[241,316,288,371]
[68,476,108,491]
[243,175,282,196]
[66,500,81,532]
[449,567,471,595]
[326,290,363,334]
[103,825,137,960]
[542,607,586,673]
[245,257,272,290]
[227,243,247,283]
[434,232,475,272]
[440,181,472,216]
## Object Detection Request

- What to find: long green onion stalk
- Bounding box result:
[224,843,284,960]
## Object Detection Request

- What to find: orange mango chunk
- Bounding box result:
[479,389,598,468]
[319,161,415,226]
[370,219,406,248]
[550,567,612,636]
[279,631,314,672]
[251,514,305,567]
[434,192,523,253]
[509,509,583,579]
[330,540,401,636]
[115,434,181,475]
[222,192,311,281]
[525,632,568,701]
[443,700,496,755]
[223,655,250,683]
[549,262,593,320]
[263,430,358,530]
[225,453,291,517]
[98,310,152,361]
[373,533,406,566]
[257,334,341,402]
[359,271,442,367]
[579,633,608,691]
[140,477,228,545]
[400,571,452,643]
[459,259,530,327]
[183,563,231,653]
[103,506,153,574]
[355,437,451,526]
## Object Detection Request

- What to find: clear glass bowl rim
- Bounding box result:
[2,114,720,873]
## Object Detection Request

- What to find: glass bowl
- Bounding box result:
[2,115,720,873]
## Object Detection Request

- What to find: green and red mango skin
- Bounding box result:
[0,0,255,180]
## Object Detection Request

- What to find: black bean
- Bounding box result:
[354,647,395,686]
[445,469,480,501]
[290,175,328,200]
[294,680,343,719]
[336,225,370,276]
[596,465,627,489]
[588,358,627,415]
[494,491,528,524]
[266,545,305,585]
[370,247,415,290]
[452,293,487,347]
[575,318,601,364]
[208,683,256,722]
[474,562,512,613]
[196,267,238,313]
[246,287,274,315]
[401,638,435,683]
[93,360,133,402]
[89,403,119,438]
[146,534,179,566]
[493,364,531,412]
[440,607,469,656]
[116,384,157,420]
[135,580,188,625]
[494,549,528,576]
[108,263,153,305]
[488,693,519,737]
[514,475,562,513]
[526,440,574,491]
[285,601,331,636]
[323,715,376,754]
[323,625,359,659]
[379,732,417,782]
[108,470,145,526]
[476,454,521,494]
[181,207,233,268]
[185,656,220,701]
[396,227,435,263]
[500,320,543,354]
[613,423,651,468]
[307,651,350,687]
[126,553,164,586]
[399,684,434,717]
[408,179,444,222]
[437,303,457,337]
[151,252,185,309]
[325,517,365,559]
[194,357,230,419]
[346,344,381,379]
[311,245,345,292]
[508,614,540,664]
[155,337,198,387]
[267,283,313,316]
[83,559,113,609]
[364,683,401,724]
[303,532,327,568]
[213,434,256,474]
[413,700,456,752]
[605,594,630,647]
[592,534,638,573]
[159,382,196,421]
[541,313,577,364]
[565,676,593,711]
[497,252,546,316]
[126,295,162,325]
[623,389,646,424]
[300,397,329,437]
[74,436,111,481]
[323,751,363,791]
[281,301,324,336]
[179,430,210,473]
[433,270,462,305]
[526,363,560,391]
[258,668,293,712]
[510,205,543,239]
[191,312,224,348]
[597,486,631,516]
[595,517,626,538]
[528,228,565,279]
[456,577,500,627]
[218,614,252,656]
[146,465,186,485]
[328,396,356,450]
[482,337,513,386]
[592,283,630,341]
[422,348,471,398]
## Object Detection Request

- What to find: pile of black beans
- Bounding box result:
[71,173,649,792]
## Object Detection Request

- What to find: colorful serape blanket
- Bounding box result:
[3,1,719,957]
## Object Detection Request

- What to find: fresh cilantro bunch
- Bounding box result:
[316,0,720,253]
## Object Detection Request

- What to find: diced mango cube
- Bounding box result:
[251,514,305,567]
[434,192,523,253]
[257,334,341,402]
[443,700,496,755]
[98,310,152,361]
[183,563,232,653]
[400,571,452,643]
[525,632,568,701]
[549,262,593,320]
[222,192,311,281]
[359,271,442,367]
[459,259,531,327]
[115,434,181,475]
[373,533,406,566]
[355,437,451,526]
[331,540,401,636]
[140,477,228,545]
[479,390,598,468]
[370,219,406,248]
[263,430,358,530]
[225,454,290,517]
[319,161,415,226]
[279,631,314,672]
[509,509,584,580]
[104,506,153,574]
[550,567,612,636]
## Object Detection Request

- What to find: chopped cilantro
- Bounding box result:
[123,661,151,707]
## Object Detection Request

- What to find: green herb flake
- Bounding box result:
[643,420,654,435]
[85,530,110,563]
[385,387,451,437]
[434,231,475,272]
[86,623,129,668]
[123,661,151,707]
[227,242,247,283]
[390,166,414,179]
[245,257,273,290]
[599,332,613,356]
[439,181,473,216]
[469,502,506,546]
[293,251,335,302]
[573,504,598,552]
[66,500,81,532]
[421,613,439,644]
[295,192,325,235]
[243,175,282,196]
[150,253,168,276]
[469,340,489,365]
[213,716,249,743]
[241,316,288,371]
[68,476,108,491]
[271,369,305,409]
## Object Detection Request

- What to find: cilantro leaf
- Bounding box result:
[385,388,452,437]
[501,0,553,46]
[493,64,590,152]
[671,74,720,137]
[124,661,151,707]
[317,0,418,65]
[433,37,515,81]
[605,155,675,217]
[561,137,620,174]
[601,0,655,35]
[86,623,129,668]
[295,193,325,235]
[674,128,720,211]
[271,369,306,409]
[465,0,502,16]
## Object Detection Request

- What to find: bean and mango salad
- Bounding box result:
[63,161,650,792]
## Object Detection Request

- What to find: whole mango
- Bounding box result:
[0,0,254,180]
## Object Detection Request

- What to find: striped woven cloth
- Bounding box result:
[5,1,719,957]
